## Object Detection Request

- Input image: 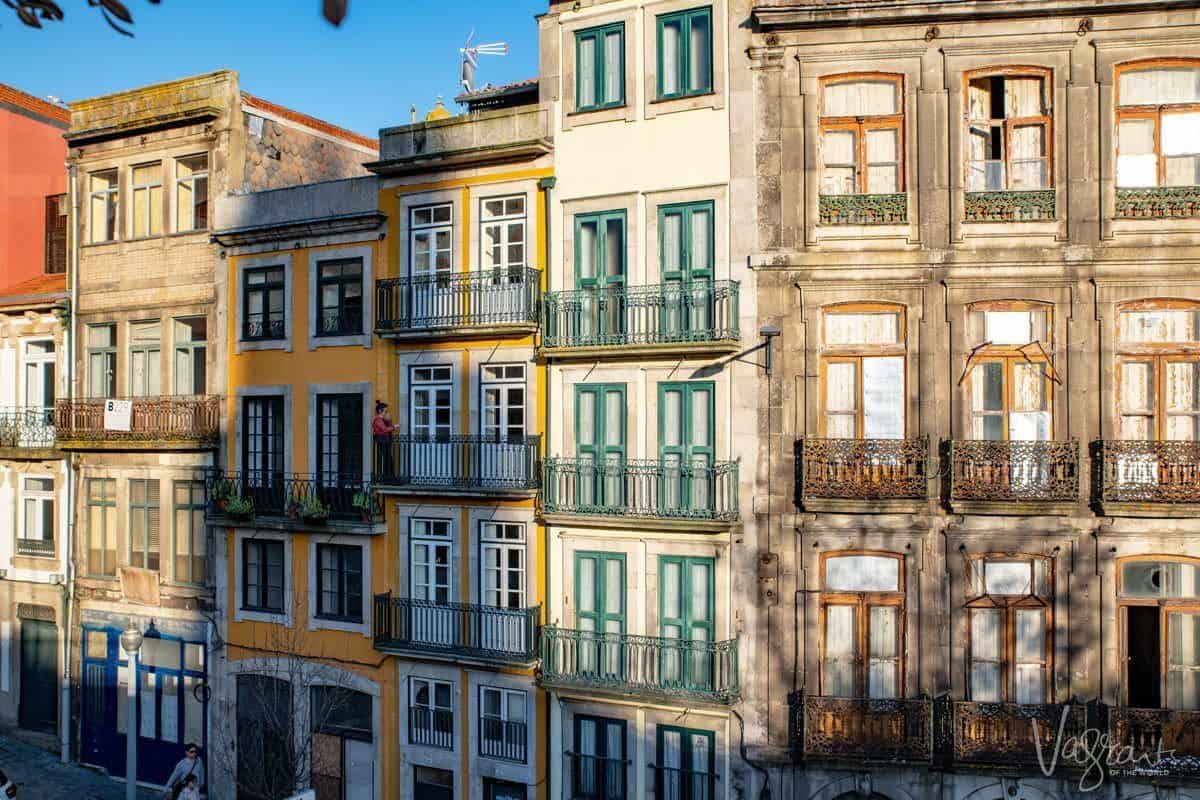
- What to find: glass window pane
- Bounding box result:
[869,606,897,658]
[825,311,900,345]
[1015,609,1045,663]
[970,609,1001,660]
[984,560,1034,595]
[1170,612,1200,668]
[660,19,681,95]
[971,362,1005,413]
[823,81,899,116]
[1119,68,1200,106]
[862,356,904,439]
[825,555,899,592]
[688,12,711,91]
[603,31,622,104]
[578,36,596,107]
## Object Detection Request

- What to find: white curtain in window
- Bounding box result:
[970,608,1002,702]
[688,13,710,91]
[824,605,855,697]
[661,20,681,95]
[579,718,597,756]
[662,729,682,770]
[1014,609,1046,704]
[1166,361,1200,441]
[577,558,595,631]
[578,221,597,281]
[821,131,857,195]
[1005,78,1044,117]
[968,80,991,120]
[1118,119,1158,187]
[983,561,1034,595]
[662,214,682,274]
[1121,309,1200,344]
[689,561,709,630]
[1120,361,1154,441]
[824,81,898,117]
[862,356,904,439]
[1163,113,1200,186]
[825,555,899,592]
[824,361,857,438]
[604,32,622,104]
[579,37,596,107]
[1010,125,1048,189]
[663,390,681,448]
[690,208,711,271]
[1119,68,1200,107]
[825,312,900,346]
[866,129,900,193]
[868,606,898,699]
[1168,612,1200,710]
[603,218,622,280]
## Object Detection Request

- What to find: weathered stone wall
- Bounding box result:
[242,110,373,191]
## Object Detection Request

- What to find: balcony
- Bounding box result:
[480,716,528,764]
[1108,707,1200,779]
[0,407,58,459]
[54,396,220,450]
[204,470,382,533]
[541,281,740,357]
[819,193,908,225]
[953,702,1087,768]
[373,434,540,497]
[963,190,1056,222]
[540,626,739,704]
[541,458,739,529]
[1098,440,1200,514]
[408,706,453,750]
[564,753,628,800]
[791,694,932,763]
[374,268,540,340]
[799,437,928,511]
[1116,186,1200,219]
[15,538,55,558]
[948,440,1080,513]
[372,594,539,666]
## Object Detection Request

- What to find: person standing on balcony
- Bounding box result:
[373,401,397,476]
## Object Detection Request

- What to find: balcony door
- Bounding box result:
[22,339,55,436]
[576,384,626,509]
[317,393,363,513]
[480,364,527,487]
[409,203,454,327]
[820,304,906,439]
[659,201,713,339]
[129,321,161,398]
[479,195,528,323]
[966,556,1052,704]
[410,366,453,484]
[656,726,714,800]
[1120,558,1200,710]
[659,382,714,514]
[820,553,903,699]
[479,522,527,655]
[575,211,626,342]
[242,396,285,504]
[574,715,625,800]
[575,552,625,679]
[410,519,453,646]
[660,556,714,692]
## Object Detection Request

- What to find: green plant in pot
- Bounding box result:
[224,495,254,521]
[299,495,332,524]
[210,478,235,510]
[352,490,375,522]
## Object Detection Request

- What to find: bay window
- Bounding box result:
[966,71,1052,191]
[820,75,904,196]
[966,555,1052,704]
[1117,61,1200,188]
[820,303,905,438]
[820,552,903,699]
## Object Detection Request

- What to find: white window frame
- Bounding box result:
[409,676,454,750]
[479,685,528,763]
[480,363,527,440]
[480,521,526,609]
[88,169,118,244]
[479,194,528,272]
[128,320,162,398]
[409,366,454,438]
[174,153,209,233]
[409,203,454,279]
[21,337,56,414]
[19,476,55,553]
[410,518,453,603]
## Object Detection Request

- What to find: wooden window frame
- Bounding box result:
[818,302,907,438]
[1116,299,1200,440]
[819,73,906,195]
[128,477,161,572]
[1115,59,1200,188]
[86,477,117,578]
[963,300,1055,441]
[172,479,206,586]
[818,550,905,698]
[1117,555,1200,709]
[964,553,1054,704]
[963,66,1054,192]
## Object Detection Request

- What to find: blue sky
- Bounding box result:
[0,0,543,136]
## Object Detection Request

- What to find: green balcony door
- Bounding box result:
[660,556,715,692]
[659,201,714,338]
[659,382,714,514]
[575,552,625,680]
[575,211,626,342]
[576,384,626,509]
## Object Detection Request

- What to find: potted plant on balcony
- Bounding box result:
[299,495,331,526]
[352,490,375,523]
[224,495,254,522]
[210,478,235,512]
[286,484,305,520]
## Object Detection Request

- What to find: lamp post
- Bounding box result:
[119,624,143,800]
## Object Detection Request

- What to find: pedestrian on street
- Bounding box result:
[176,774,201,800]
[163,743,204,800]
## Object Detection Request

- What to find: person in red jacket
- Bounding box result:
[373,401,397,476]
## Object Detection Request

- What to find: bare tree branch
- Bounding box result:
[5,1,349,33]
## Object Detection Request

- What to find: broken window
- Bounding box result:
[966,555,1052,704]
[820,75,904,195]
[821,304,906,438]
[1120,558,1200,710]
[821,552,904,699]
[1117,302,1200,441]
[964,302,1055,441]
[1117,63,1200,188]
[967,72,1051,191]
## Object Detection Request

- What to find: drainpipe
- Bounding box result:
[61,159,79,764]
[536,174,556,800]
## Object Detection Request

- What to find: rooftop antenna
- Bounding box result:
[460,29,509,94]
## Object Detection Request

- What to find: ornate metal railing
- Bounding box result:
[949,440,1079,503]
[15,538,55,557]
[0,407,56,450]
[1108,707,1200,777]
[480,716,528,764]
[954,702,1087,766]
[792,694,933,763]
[1116,186,1200,219]
[542,457,739,521]
[964,190,1056,222]
[54,396,220,446]
[819,194,908,225]
[652,766,719,800]
[316,308,364,337]
[1100,440,1200,504]
[204,469,381,524]
[540,626,739,704]
[541,281,739,349]
[374,434,540,492]
[244,318,285,340]
[565,753,629,800]
[408,706,453,750]
[800,437,928,501]
[372,594,539,663]
[375,268,540,334]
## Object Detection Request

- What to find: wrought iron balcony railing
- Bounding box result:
[565,753,629,800]
[1099,440,1200,505]
[316,308,364,337]
[953,702,1087,767]
[243,318,285,341]
[652,766,718,800]
[15,538,55,558]
[54,396,220,447]
[0,407,56,451]
[964,189,1056,222]
[408,706,453,750]
[541,281,739,350]
[793,694,933,763]
[1116,186,1200,219]
[949,440,1080,504]
[540,626,739,704]
[480,716,528,764]
[204,469,381,525]
[800,437,928,502]
[1108,706,1200,777]
[542,457,739,521]
[373,434,540,492]
[819,193,908,225]
[375,268,540,334]
[373,594,539,664]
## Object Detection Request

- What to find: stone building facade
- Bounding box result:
[735,1,1200,798]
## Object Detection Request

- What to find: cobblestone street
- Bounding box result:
[0,734,159,800]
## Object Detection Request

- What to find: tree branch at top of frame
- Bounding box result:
[5,0,349,36]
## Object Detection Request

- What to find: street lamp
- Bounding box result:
[119,623,143,800]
